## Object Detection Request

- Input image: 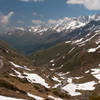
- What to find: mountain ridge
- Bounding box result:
[8,14,100,35]
[0,14,100,99]
[1,15,100,54]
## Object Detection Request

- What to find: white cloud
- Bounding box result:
[0,11,14,32]
[32,19,58,25]
[67,0,84,4]
[48,19,57,24]
[32,20,44,24]
[19,0,44,2]
[0,11,14,25]
[66,0,100,10]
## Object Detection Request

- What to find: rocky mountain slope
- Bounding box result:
[30,25,100,100]
[1,32,100,100]
[30,20,100,66]
[1,15,100,100]
[0,40,71,100]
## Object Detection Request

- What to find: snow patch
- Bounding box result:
[10,69,50,88]
[57,72,70,77]
[67,47,75,54]
[52,64,55,67]
[91,68,100,83]
[52,76,61,82]
[85,70,90,73]
[24,72,50,88]
[88,45,100,53]
[10,62,31,71]
[59,65,64,69]
[48,95,63,100]
[62,79,96,96]
[27,93,44,100]
[96,39,100,44]
[0,95,26,100]
[50,60,54,63]
[73,38,83,44]
[12,68,24,78]
[88,48,96,53]
[50,68,55,71]
[77,32,100,45]
[65,41,71,44]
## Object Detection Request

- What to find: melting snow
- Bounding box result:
[57,72,70,77]
[65,41,71,44]
[59,65,64,69]
[24,72,50,88]
[10,62,31,71]
[98,64,100,67]
[27,93,44,100]
[77,32,99,45]
[78,43,85,47]
[11,68,24,78]
[91,68,100,83]
[52,76,61,82]
[62,78,96,96]
[52,64,55,66]
[88,45,100,53]
[50,68,55,71]
[50,60,54,63]
[67,47,75,54]
[48,95,63,100]
[88,48,96,53]
[73,38,83,44]
[95,30,100,33]
[96,39,100,44]
[0,95,26,100]
[85,70,90,73]
[10,69,50,88]
[74,77,84,80]
[53,83,61,88]
[57,72,70,79]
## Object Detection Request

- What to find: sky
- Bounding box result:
[0,0,100,28]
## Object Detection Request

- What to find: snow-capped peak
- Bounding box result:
[14,14,100,35]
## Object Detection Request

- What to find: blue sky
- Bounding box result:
[0,0,100,27]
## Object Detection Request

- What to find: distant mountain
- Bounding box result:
[0,14,100,54]
[30,25,100,67]
[13,14,100,34]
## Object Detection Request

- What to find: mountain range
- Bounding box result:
[0,14,100,54]
[0,14,100,100]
